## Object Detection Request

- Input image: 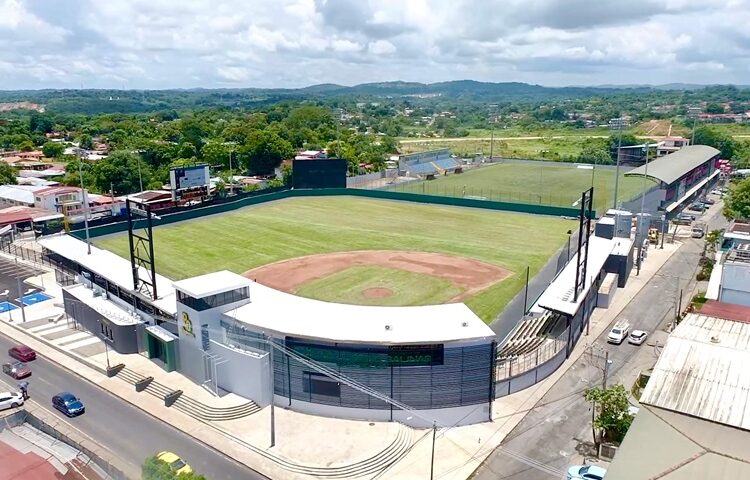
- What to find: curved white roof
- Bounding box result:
[224,282,494,345]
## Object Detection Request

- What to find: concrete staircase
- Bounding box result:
[253,424,417,478]
[115,367,260,421]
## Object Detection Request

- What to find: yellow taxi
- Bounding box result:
[156,451,193,475]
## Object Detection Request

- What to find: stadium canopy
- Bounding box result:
[624,145,720,186]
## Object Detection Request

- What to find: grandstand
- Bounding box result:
[398,149,462,177]
[497,310,560,358]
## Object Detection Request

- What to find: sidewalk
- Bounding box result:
[0,239,679,480]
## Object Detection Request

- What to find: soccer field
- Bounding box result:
[386,161,654,214]
[96,196,575,323]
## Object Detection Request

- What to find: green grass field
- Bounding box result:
[96,197,574,323]
[385,162,654,214]
[294,266,463,306]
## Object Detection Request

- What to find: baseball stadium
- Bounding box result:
[33,152,681,427]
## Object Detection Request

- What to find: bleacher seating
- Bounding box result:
[406,162,438,176]
[434,158,460,171]
[497,311,559,358]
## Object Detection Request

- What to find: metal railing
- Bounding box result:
[495,327,569,382]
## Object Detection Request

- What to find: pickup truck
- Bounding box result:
[608,322,630,344]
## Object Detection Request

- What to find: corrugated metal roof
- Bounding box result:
[0,185,35,205]
[606,405,750,480]
[624,145,720,185]
[641,313,750,429]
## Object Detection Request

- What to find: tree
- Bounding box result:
[42,142,65,158]
[78,133,94,150]
[705,102,725,114]
[0,163,16,185]
[584,384,634,447]
[29,113,54,134]
[239,130,294,175]
[578,141,612,166]
[17,140,36,152]
[201,141,232,169]
[693,125,735,159]
[724,178,750,220]
[92,150,150,194]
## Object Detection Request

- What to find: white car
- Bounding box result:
[628,330,648,345]
[0,391,24,411]
[608,323,630,344]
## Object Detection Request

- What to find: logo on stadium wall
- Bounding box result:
[182,311,195,337]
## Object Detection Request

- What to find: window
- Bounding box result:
[303,372,340,397]
[177,287,249,311]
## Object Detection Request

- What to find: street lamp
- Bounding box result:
[77,158,92,255]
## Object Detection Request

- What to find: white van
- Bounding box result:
[608,322,631,344]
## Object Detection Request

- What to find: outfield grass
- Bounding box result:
[386,162,654,214]
[96,197,574,323]
[294,266,463,306]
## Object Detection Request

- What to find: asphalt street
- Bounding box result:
[475,204,728,480]
[0,331,267,480]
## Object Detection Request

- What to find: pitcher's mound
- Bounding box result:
[362,287,394,299]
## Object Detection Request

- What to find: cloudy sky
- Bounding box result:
[1,0,749,90]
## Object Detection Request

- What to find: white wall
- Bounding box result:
[211,340,271,406]
[720,263,750,307]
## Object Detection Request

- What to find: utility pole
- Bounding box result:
[78,158,92,255]
[602,351,610,389]
[430,421,437,480]
[691,115,697,145]
[14,259,26,323]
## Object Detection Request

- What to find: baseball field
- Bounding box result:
[384,161,654,214]
[96,196,575,323]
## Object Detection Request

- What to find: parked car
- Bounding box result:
[608,322,630,344]
[2,361,31,379]
[674,214,694,225]
[52,392,85,417]
[710,189,723,196]
[699,197,715,205]
[567,465,607,480]
[628,330,649,345]
[156,451,193,475]
[691,226,705,238]
[687,202,704,212]
[8,345,36,362]
[0,391,24,411]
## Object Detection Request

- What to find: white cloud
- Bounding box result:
[368,40,396,55]
[0,0,748,89]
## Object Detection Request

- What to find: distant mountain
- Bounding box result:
[1,80,747,114]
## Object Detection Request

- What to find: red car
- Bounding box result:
[8,345,36,362]
[2,362,31,379]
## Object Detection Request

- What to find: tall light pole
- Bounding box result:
[77,155,92,255]
[637,142,650,275]
[135,156,144,192]
[612,119,624,209]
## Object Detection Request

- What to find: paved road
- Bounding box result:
[0,331,267,480]
[475,205,727,479]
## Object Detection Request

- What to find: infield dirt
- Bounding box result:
[244,250,512,303]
